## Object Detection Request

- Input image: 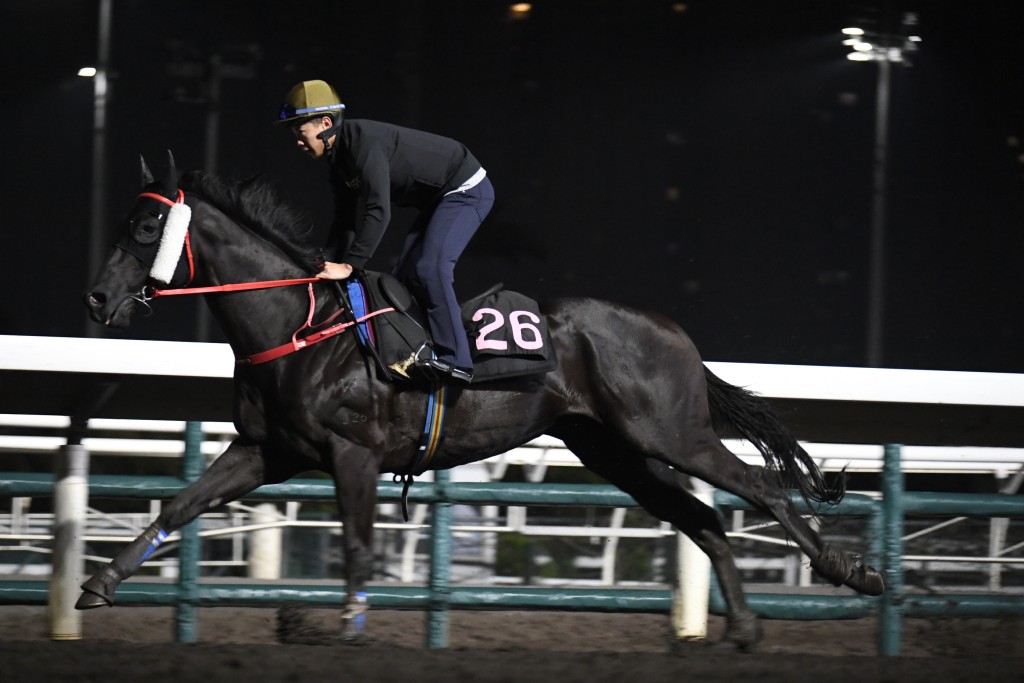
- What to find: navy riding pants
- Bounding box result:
[395,176,494,370]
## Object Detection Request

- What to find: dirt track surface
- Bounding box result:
[2,606,1022,682]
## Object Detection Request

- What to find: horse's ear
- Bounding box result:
[163,150,178,195]
[140,155,155,188]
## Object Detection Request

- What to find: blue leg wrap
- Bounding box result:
[138,528,168,565]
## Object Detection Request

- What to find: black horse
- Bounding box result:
[79,153,883,649]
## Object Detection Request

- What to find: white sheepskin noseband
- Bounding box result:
[149,201,192,284]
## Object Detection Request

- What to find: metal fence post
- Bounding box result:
[426,470,453,649]
[672,481,713,640]
[48,444,90,640]
[879,443,904,656]
[176,421,204,643]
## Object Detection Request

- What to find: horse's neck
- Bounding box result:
[189,202,329,357]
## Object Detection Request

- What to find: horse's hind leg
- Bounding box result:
[558,426,761,650]
[590,354,881,594]
[563,307,881,595]
[659,438,882,595]
[76,439,295,609]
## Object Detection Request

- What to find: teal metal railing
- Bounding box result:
[2,430,1023,654]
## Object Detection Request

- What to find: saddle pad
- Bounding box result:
[350,271,556,384]
[461,289,558,382]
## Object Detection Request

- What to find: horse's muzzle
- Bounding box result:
[84,291,109,324]
[84,290,136,327]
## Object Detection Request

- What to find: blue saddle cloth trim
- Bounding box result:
[346,279,373,347]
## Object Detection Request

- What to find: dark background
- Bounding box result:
[2,0,1021,372]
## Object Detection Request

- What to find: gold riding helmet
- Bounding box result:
[276,80,346,124]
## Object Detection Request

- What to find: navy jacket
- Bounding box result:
[327,119,481,269]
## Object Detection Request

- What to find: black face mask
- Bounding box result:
[114,198,167,263]
[113,195,191,287]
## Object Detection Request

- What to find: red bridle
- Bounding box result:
[138,190,196,287]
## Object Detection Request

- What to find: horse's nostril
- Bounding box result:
[87,292,107,307]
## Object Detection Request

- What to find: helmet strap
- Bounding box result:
[317,116,345,156]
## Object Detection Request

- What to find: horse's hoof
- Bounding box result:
[812,544,885,596]
[723,611,762,652]
[341,629,370,646]
[339,595,369,644]
[75,589,112,610]
[845,563,885,596]
[276,604,335,645]
[75,567,119,610]
[340,614,368,645]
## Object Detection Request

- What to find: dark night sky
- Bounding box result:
[2,1,1022,372]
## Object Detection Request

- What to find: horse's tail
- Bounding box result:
[703,366,845,508]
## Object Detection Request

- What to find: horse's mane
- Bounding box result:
[179,170,319,270]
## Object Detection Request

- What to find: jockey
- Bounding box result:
[276,79,493,384]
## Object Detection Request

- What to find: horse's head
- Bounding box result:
[85,151,193,328]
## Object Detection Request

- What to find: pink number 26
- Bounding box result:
[473,308,544,352]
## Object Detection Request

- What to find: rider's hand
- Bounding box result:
[316,261,354,280]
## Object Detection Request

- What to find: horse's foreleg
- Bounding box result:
[76,440,278,610]
[327,442,380,643]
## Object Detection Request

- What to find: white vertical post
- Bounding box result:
[600,507,627,585]
[48,444,90,640]
[481,504,499,566]
[989,468,1023,590]
[248,503,282,580]
[672,481,714,640]
[988,516,1007,591]
[401,504,430,583]
[12,497,30,536]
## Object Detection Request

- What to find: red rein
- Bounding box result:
[142,189,394,365]
[237,291,393,366]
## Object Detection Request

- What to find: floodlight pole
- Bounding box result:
[86,0,112,338]
[195,51,256,342]
[866,54,891,368]
[195,53,223,343]
[850,11,920,367]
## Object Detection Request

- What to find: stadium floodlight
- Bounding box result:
[838,12,922,367]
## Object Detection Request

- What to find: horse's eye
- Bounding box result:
[131,216,162,245]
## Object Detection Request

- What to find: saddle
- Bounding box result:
[345,270,557,384]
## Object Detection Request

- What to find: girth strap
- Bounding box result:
[395,383,448,521]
